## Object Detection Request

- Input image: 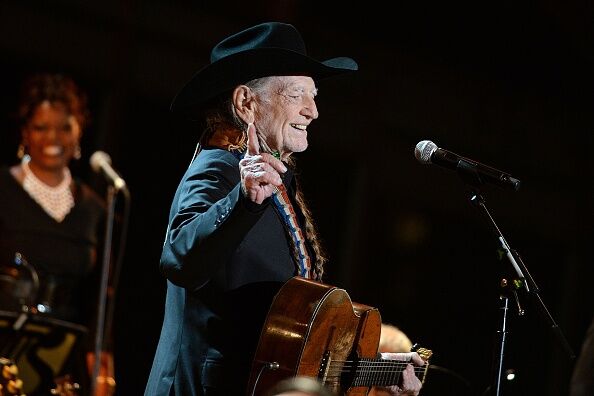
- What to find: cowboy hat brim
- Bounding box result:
[170,47,358,118]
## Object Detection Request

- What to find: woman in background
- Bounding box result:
[0,73,114,396]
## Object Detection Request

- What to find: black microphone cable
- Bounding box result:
[250,361,280,396]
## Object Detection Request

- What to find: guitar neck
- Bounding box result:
[350,358,429,388]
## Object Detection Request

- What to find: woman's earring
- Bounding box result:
[16,144,25,160]
[73,144,81,160]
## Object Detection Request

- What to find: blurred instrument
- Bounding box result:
[0,357,24,396]
[0,311,87,395]
[0,253,40,317]
[1,252,88,395]
[51,375,80,396]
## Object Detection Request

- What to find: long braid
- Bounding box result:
[288,158,328,281]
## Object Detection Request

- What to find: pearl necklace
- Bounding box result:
[21,157,75,222]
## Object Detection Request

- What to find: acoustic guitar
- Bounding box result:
[247,276,432,395]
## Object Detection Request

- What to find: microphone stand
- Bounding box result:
[465,190,575,395]
[90,181,130,395]
[90,185,116,395]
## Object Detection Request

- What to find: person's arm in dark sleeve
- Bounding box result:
[160,152,268,290]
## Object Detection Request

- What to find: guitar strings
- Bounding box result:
[320,359,428,387]
[327,360,425,369]
[323,369,426,375]
[324,361,427,375]
[324,367,426,374]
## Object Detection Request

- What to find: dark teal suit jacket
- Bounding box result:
[145,148,304,395]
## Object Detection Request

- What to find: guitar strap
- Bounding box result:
[271,183,316,280]
[206,128,317,280]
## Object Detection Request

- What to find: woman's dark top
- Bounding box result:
[0,166,105,394]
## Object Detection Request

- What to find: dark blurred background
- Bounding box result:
[1,1,592,395]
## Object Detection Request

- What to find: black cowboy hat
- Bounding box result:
[170,22,358,117]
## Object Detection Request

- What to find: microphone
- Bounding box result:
[90,151,127,191]
[414,140,521,191]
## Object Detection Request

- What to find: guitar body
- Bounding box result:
[247,276,382,396]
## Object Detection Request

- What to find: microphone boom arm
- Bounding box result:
[468,191,575,356]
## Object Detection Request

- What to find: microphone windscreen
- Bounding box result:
[415,140,437,164]
[89,151,112,172]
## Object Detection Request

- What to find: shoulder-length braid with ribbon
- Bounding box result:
[197,77,328,280]
[290,173,328,280]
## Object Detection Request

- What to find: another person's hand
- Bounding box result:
[373,352,424,396]
[239,123,287,204]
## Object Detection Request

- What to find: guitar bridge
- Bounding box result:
[317,350,331,382]
[317,350,353,394]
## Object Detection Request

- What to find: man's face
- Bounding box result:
[254,76,319,159]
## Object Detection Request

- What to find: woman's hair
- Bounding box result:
[17,73,89,129]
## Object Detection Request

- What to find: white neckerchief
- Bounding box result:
[21,156,74,222]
